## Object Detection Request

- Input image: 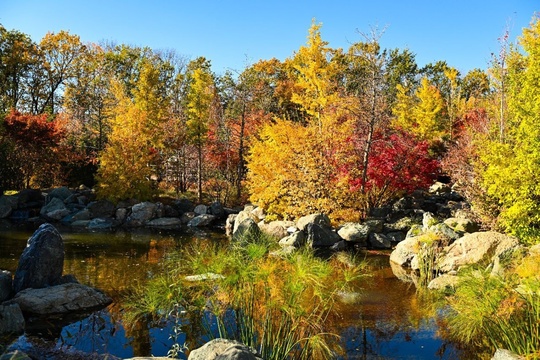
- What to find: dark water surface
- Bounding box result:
[0,222,467,359]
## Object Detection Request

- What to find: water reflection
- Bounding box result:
[0,227,464,359]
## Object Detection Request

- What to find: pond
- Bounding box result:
[0,222,468,359]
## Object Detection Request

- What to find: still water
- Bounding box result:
[0,222,466,359]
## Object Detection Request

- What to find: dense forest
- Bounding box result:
[1,15,539,241]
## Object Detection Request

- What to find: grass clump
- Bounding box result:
[123,233,369,359]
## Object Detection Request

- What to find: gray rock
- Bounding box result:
[279,231,305,248]
[491,349,525,360]
[387,231,405,243]
[438,232,521,273]
[71,220,91,227]
[233,210,258,233]
[337,223,369,244]
[126,202,157,226]
[87,218,114,230]
[406,224,423,238]
[305,223,340,248]
[173,198,195,214]
[87,199,116,218]
[116,208,128,222]
[232,218,261,241]
[46,208,71,221]
[13,223,64,293]
[422,212,438,230]
[188,338,261,360]
[368,233,392,249]
[429,181,451,195]
[12,282,112,316]
[48,186,72,201]
[147,217,182,228]
[71,208,91,221]
[331,240,348,251]
[40,197,68,218]
[259,220,295,240]
[0,270,13,301]
[0,195,17,218]
[17,189,43,206]
[297,213,331,231]
[0,303,24,336]
[384,217,415,233]
[210,202,226,218]
[181,212,197,224]
[250,207,265,222]
[429,223,460,241]
[194,204,208,215]
[188,214,216,227]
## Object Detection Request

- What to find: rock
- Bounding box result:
[331,240,348,251]
[13,223,64,293]
[87,200,116,219]
[0,203,12,219]
[386,231,405,243]
[17,189,44,206]
[491,349,525,360]
[188,214,216,227]
[438,232,521,273]
[305,223,340,248]
[185,273,225,282]
[233,210,259,233]
[406,224,423,238]
[71,208,91,221]
[0,270,13,301]
[384,217,415,233]
[126,202,157,226]
[188,338,261,360]
[71,220,91,227]
[147,217,183,228]
[48,186,72,201]
[250,207,265,222]
[368,233,392,249]
[258,220,295,240]
[225,214,237,236]
[11,282,112,316]
[194,204,208,215]
[427,274,459,291]
[443,217,479,234]
[209,202,226,218]
[116,208,128,222]
[297,213,331,231]
[429,181,451,195]
[0,195,17,219]
[46,208,71,221]
[428,223,460,241]
[173,198,195,214]
[337,223,369,245]
[181,212,197,224]
[0,350,32,360]
[369,206,391,219]
[422,212,438,230]
[0,303,24,336]
[40,197,68,219]
[232,218,261,241]
[87,218,115,230]
[279,231,305,248]
[389,236,423,267]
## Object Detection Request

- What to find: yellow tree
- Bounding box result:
[392,77,447,143]
[97,61,168,201]
[186,59,215,203]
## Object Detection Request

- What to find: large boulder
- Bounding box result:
[232,218,261,241]
[443,217,480,234]
[305,223,340,248]
[11,282,112,317]
[188,338,261,360]
[13,223,64,293]
[194,204,208,215]
[233,210,259,234]
[209,202,226,219]
[47,186,72,202]
[188,214,217,227]
[297,213,331,231]
[0,195,17,219]
[40,197,69,220]
[0,303,25,336]
[389,236,423,267]
[491,349,525,360]
[337,223,369,245]
[279,231,305,248]
[438,232,521,273]
[126,202,157,226]
[368,233,392,249]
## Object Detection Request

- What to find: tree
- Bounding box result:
[392,77,447,143]
[185,58,215,203]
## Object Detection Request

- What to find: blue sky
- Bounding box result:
[0,1,537,75]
